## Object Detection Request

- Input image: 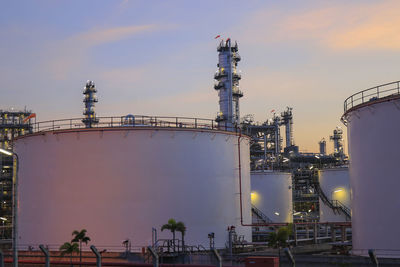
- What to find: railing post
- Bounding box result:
[90,245,101,267]
[377,86,379,98]
[39,245,50,267]
[176,117,178,127]
[147,246,159,267]
[362,91,364,103]
[212,248,222,267]
[313,222,317,244]
[398,81,400,94]
[331,224,336,242]
[195,118,197,128]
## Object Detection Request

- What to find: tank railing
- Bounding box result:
[28,115,241,134]
[344,80,400,113]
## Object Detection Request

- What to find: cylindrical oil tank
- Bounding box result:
[14,127,251,249]
[318,167,351,222]
[343,87,400,257]
[250,172,292,223]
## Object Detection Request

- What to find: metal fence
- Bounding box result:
[344,80,400,113]
[27,115,239,134]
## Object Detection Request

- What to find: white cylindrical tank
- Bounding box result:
[318,167,351,222]
[344,90,400,257]
[250,172,292,223]
[15,127,251,249]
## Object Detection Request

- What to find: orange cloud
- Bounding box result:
[241,0,400,51]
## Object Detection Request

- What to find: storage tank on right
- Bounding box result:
[342,81,400,257]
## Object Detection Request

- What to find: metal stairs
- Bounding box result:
[251,204,274,223]
[315,182,351,220]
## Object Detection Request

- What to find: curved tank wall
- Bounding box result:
[346,97,400,257]
[250,172,292,223]
[318,167,351,222]
[14,127,251,249]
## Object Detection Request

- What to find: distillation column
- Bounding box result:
[330,127,344,159]
[214,39,243,130]
[281,107,298,155]
[82,80,99,128]
[319,138,326,155]
[281,107,294,148]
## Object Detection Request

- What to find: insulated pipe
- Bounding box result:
[39,245,50,267]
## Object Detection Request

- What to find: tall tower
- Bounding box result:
[281,107,294,148]
[330,127,344,158]
[319,138,326,155]
[214,39,243,130]
[82,80,99,128]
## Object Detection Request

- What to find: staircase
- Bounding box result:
[315,182,351,219]
[251,204,274,223]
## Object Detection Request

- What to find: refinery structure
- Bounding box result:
[0,38,399,263]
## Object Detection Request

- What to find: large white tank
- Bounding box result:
[250,171,292,223]
[14,126,251,249]
[318,167,351,222]
[343,82,400,257]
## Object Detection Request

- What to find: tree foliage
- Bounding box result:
[267,225,293,248]
[72,229,91,265]
[60,242,79,256]
[60,242,79,265]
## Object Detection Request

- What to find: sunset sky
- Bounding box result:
[2,0,400,153]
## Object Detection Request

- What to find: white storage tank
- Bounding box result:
[318,167,351,222]
[343,81,400,257]
[14,125,252,249]
[250,171,293,223]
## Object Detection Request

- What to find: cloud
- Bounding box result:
[75,25,155,46]
[240,0,400,51]
[44,24,158,80]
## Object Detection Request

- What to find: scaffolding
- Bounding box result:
[241,114,282,170]
[0,109,34,241]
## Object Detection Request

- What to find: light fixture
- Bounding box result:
[0,148,12,156]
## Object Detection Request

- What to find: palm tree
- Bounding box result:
[176,221,186,252]
[60,242,79,266]
[161,219,178,252]
[71,229,91,265]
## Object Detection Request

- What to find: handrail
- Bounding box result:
[251,205,273,223]
[344,80,400,113]
[21,115,241,135]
